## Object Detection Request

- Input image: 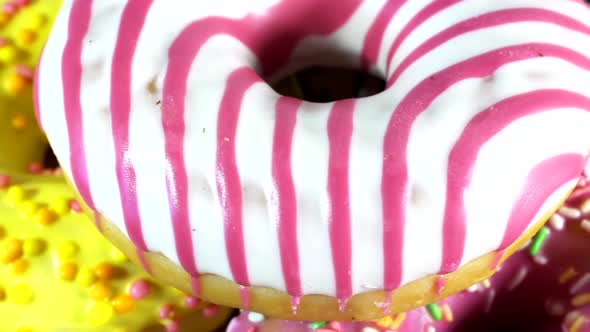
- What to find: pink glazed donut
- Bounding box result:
[35,0,590,320]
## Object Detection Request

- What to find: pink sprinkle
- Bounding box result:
[246,327,257,332]
[27,162,43,174]
[53,168,63,176]
[69,199,82,213]
[14,0,29,8]
[3,2,17,14]
[165,320,180,332]
[129,279,151,300]
[290,296,300,315]
[184,296,200,309]
[435,276,445,296]
[382,290,393,315]
[337,297,348,312]
[15,64,34,80]
[158,304,175,320]
[329,321,342,330]
[0,174,11,189]
[202,304,219,318]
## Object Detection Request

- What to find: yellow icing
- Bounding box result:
[0,0,60,172]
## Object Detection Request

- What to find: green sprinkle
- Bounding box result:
[308,321,327,329]
[529,226,550,256]
[426,303,442,321]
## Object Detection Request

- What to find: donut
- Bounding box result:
[35,0,590,320]
[0,0,58,171]
[0,168,234,331]
[227,175,590,332]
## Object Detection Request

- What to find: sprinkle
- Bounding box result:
[581,199,590,214]
[112,294,134,313]
[19,200,38,217]
[0,46,17,64]
[571,274,590,295]
[11,258,28,274]
[15,29,36,46]
[202,304,219,318]
[559,206,582,219]
[507,267,528,291]
[0,286,4,301]
[23,238,44,256]
[165,320,180,332]
[3,2,17,13]
[110,247,127,262]
[467,284,479,293]
[128,279,151,300]
[291,295,300,315]
[94,262,115,280]
[361,328,378,332]
[529,227,550,256]
[549,214,565,231]
[0,174,11,189]
[337,297,348,312]
[15,64,34,80]
[34,207,57,225]
[534,254,548,265]
[11,113,27,129]
[435,276,445,296]
[15,0,31,7]
[441,303,454,322]
[560,267,579,285]
[69,199,82,213]
[7,283,33,304]
[158,304,175,319]
[572,293,590,307]
[391,312,407,329]
[309,322,328,329]
[6,185,26,205]
[184,295,200,309]
[484,289,496,314]
[0,12,11,25]
[426,303,442,321]
[424,325,436,332]
[376,316,393,328]
[27,162,42,175]
[77,268,96,287]
[58,263,78,281]
[482,279,491,289]
[23,12,45,30]
[4,73,26,95]
[56,241,79,260]
[89,281,111,301]
[86,301,114,326]
[1,238,23,264]
[50,198,71,216]
[569,314,586,332]
[581,219,590,233]
[248,312,265,323]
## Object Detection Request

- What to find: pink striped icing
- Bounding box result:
[61,0,95,210]
[43,0,590,304]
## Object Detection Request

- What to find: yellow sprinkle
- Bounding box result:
[77,268,97,287]
[89,281,111,301]
[376,316,392,328]
[0,46,17,64]
[11,258,28,275]
[570,315,586,332]
[11,112,28,129]
[390,312,407,329]
[16,29,36,46]
[34,207,57,225]
[7,283,33,304]
[23,238,45,256]
[50,198,71,216]
[58,262,78,281]
[572,293,590,307]
[0,12,11,25]
[560,267,579,285]
[16,327,34,332]
[19,200,38,218]
[1,238,24,264]
[56,241,79,260]
[110,247,128,262]
[86,301,114,326]
[23,13,46,30]
[442,303,454,322]
[6,185,26,205]
[112,294,134,313]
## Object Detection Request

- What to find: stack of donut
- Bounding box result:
[33,0,590,321]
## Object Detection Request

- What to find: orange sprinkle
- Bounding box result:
[58,263,78,281]
[34,207,57,225]
[560,267,579,285]
[11,113,27,130]
[1,238,23,264]
[376,316,392,329]
[15,29,36,46]
[442,303,454,322]
[94,262,115,280]
[572,293,590,307]
[390,312,407,329]
[11,258,28,274]
[0,12,11,25]
[112,294,134,313]
[4,74,27,96]
[570,315,586,332]
[89,281,111,302]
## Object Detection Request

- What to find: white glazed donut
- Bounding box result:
[36,0,590,319]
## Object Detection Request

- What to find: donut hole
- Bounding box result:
[269,66,385,103]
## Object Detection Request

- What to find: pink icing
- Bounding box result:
[272,96,302,298]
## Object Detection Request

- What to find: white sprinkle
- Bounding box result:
[507,267,528,291]
[580,179,588,187]
[424,325,436,332]
[581,199,590,215]
[484,289,496,314]
[549,214,565,231]
[362,284,379,290]
[559,206,582,219]
[570,273,590,294]
[581,219,590,233]
[467,284,479,293]
[482,279,491,289]
[362,327,379,332]
[534,254,548,265]
[224,137,230,142]
[247,312,265,323]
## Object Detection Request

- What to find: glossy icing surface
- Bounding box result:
[37,0,590,306]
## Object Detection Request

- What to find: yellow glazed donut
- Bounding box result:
[36,0,590,321]
[0,169,233,332]
[0,0,58,171]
